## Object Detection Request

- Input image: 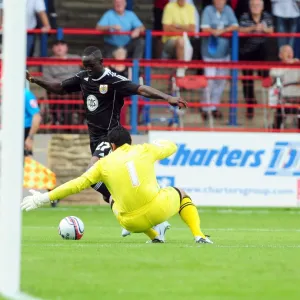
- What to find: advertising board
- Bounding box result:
[149,131,300,207]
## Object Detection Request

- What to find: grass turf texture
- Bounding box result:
[19,206,300,300]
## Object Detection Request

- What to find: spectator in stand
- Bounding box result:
[270,45,300,129]
[201,0,238,120]
[271,0,300,48]
[154,0,199,59]
[0,0,51,56]
[43,40,82,126]
[96,0,145,59]
[239,0,273,119]
[170,0,200,33]
[162,0,196,77]
[229,0,271,19]
[43,40,81,81]
[109,47,138,126]
[110,47,132,79]
[170,0,201,60]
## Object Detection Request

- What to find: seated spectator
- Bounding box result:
[96,0,145,59]
[201,0,238,120]
[229,0,272,19]
[109,47,136,126]
[270,45,300,129]
[271,0,300,48]
[162,0,196,77]
[43,40,81,81]
[43,40,83,127]
[170,0,201,61]
[170,0,200,33]
[110,47,132,79]
[239,0,273,119]
[153,0,199,59]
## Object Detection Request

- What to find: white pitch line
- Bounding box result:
[35,207,300,215]
[21,243,300,249]
[204,228,300,232]
[23,226,300,232]
[214,245,300,249]
[1,292,43,300]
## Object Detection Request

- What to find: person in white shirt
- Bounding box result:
[271,0,300,48]
[26,0,51,56]
[0,0,51,56]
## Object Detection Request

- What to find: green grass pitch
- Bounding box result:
[18,206,300,299]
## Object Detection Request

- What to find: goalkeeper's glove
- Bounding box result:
[21,189,50,212]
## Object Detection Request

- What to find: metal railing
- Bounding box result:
[3,28,300,133]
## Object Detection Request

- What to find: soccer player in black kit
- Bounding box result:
[26,46,187,239]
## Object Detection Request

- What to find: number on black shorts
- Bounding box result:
[95,141,111,157]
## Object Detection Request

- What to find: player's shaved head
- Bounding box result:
[82,46,104,78]
[108,126,132,149]
[82,46,103,60]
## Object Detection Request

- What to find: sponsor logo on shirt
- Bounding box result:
[87,95,98,112]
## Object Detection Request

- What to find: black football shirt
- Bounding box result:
[61,68,140,142]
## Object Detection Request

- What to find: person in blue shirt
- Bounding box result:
[201,0,238,120]
[24,88,41,156]
[96,0,145,59]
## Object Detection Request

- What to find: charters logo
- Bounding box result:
[158,142,300,177]
[265,142,300,176]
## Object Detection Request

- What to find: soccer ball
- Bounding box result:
[58,216,84,240]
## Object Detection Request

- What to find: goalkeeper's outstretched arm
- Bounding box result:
[147,140,178,161]
[21,164,102,211]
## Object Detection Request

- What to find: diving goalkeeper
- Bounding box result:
[21,126,212,244]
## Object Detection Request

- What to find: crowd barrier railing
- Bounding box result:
[20,29,300,129]
[21,57,300,134]
[1,29,299,132]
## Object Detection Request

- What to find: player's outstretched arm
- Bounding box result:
[149,140,178,161]
[137,85,187,109]
[21,163,102,211]
[26,71,66,94]
[21,177,92,211]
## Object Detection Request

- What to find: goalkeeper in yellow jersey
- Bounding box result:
[21,126,212,244]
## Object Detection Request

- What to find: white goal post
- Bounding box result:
[0,0,27,297]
